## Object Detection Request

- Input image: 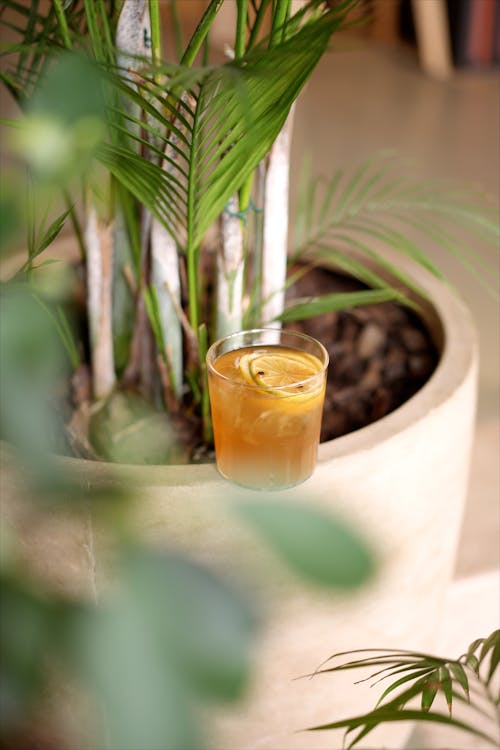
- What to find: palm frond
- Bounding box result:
[275,288,408,324]
[101,6,352,242]
[95,8,353,340]
[293,154,500,298]
[310,706,498,750]
[307,630,500,749]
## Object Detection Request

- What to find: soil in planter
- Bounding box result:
[284,266,439,442]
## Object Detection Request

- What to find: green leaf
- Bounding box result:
[448,661,470,700]
[292,153,499,301]
[0,574,56,730]
[102,7,354,251]
[308,636,500,749]
[372,666,436,707]
[0,283,65,474]
[143,285,166,356]
[308,707,499,749]
[69,547,257,749]
[13,51,107,182]
[28,50,106,125]
[236,498,375,589]
[439,665,453,714]
[479,629,500,684]
[276,288,403,323]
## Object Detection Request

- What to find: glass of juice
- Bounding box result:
[206,328,328,490]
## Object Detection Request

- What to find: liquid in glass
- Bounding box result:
[207,331,328,489]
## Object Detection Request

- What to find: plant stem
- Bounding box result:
[235,0,248,58]
[197,323,212,444]
[83,0,104,61]
[53,0,72,49]
[269,0,290,46]
[148,0,162,82]
[151,212,183,400]
[64,189,86,261]
[169,0,185,61]
[186,92,203,339]
[247,0,272,50]
[186,237,200,336]
[96,0,115,63]
[214,0,250,339]
[85,206,116,399]
[260,106,295,326]
[216,195,245,338]
[180,0,224,67]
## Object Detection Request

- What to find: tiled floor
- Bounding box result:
[292,39,500,749]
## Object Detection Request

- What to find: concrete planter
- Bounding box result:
[2,257,478,749]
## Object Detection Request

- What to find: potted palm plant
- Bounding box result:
[1,1,498,748]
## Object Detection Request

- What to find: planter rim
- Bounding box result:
[48,253,477,488]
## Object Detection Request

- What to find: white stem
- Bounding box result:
[151,222,183,400]
[116,0,151,76]
[116,0,156,156]
[149,91,195,400]
[260,107,295,327]
[216,194,245,338]
[85,206,116,400]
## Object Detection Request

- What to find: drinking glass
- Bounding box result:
[206,328,328,490]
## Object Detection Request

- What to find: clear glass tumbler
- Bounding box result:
[206,328,328,490]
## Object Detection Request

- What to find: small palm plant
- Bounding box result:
[307,629,500,749]
[1,0,498,462]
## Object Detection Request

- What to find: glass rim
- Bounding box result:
[206,327,329,392]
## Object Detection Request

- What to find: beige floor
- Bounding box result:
[293,39,500,749]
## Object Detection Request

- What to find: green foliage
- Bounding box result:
[0,476,375,748]
[276,288,408,323]
[10,51,106,183]
[0,264,375,748]
[2,0,497,448]
[0,573,58,730]
[292,152,499,299]
[307,630,500,748]
[236,498,375,589]
[0,284,66,467]
[66,546,257,750]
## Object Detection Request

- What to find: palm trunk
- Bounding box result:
[150,91,196,402]
[116,0,158,398]
[116,0,151,85]
[260,106,295,326]
[216,194,245,338]
[151,221,183,401]
[85,206,116,399]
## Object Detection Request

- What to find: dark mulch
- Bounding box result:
[285,266,438,442]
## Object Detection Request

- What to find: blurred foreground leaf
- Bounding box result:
[0,283,66,476]
[11,52,106,183]
[236,499,375,589]
[0,574,56,730]
[68,547,257,750]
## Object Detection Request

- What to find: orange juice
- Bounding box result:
[206,330,328,489]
